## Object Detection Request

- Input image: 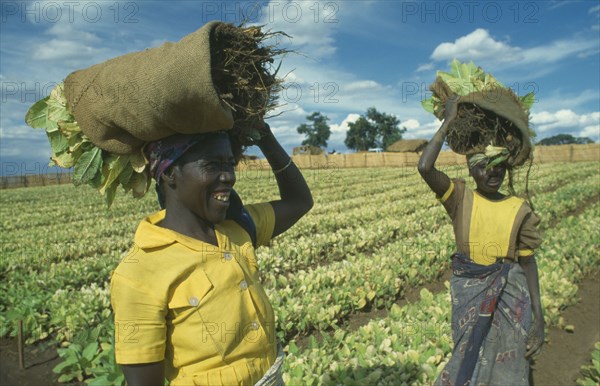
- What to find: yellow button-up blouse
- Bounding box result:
[110,203,277,385]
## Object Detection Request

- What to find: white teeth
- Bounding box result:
[212,193,230,202]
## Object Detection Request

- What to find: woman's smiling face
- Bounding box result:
[171,134,237,225]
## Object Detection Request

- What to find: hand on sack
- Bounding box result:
[444,96,459,123]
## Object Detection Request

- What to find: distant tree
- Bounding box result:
[344,115,378,151]
[296,112,331,148]
[537,134,594,146]
[344,107,406,151]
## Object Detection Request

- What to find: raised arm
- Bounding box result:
[255,123,313,238]
[417,98,458,197]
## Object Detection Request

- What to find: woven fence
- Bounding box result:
[2,144,598,189]
[238,143,599,171]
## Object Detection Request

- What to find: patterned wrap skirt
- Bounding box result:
[435,253,532,386]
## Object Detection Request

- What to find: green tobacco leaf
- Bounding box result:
[52,359,73,374]
[82,342,98,361]
[47,131,69,155]
[448,59,461,78]
[520,92,535,110]
[99,155,129,194]
[131,172,149,198]
[58,121,82,137]
[25,97,49,129]
[450,59,477,81]
[47,104,73,123]
[90,166,104,189]
[437,72,473,96]
[118,165,134,189]
[46,94,66,111]
[45,119,59,133]
[105,181,118,207]
[129,151,146,173]
[51,151,76,168]
[485,154,509,170]
[49,83,67,106]
[484,73,504,88]
[73,147,102,186]
[87,376,111,386]
[421,98,434,113]
[68,133,85,153]
[57,374,78,383]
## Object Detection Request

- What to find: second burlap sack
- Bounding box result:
[430,76,532,167]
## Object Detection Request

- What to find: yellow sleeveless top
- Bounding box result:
[438,179,541,265]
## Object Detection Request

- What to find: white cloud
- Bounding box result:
[428,29,598,70]
[330,113,360,133]
[254,0,340,60]
[401,119,421,131]
[535,89,600,112]
[327,113,361,151]
[0,124,39,140]
[401,109,600,143]
[431,29,520,63]
[33,39,102,61]
[580,124,600,139]
[548,1,573,10]
[46,23,100,43]
[416,63,434,72]
[531,110,600,140]
[402,119,441,140]
[344,80,381,92]
[520,38,599,63]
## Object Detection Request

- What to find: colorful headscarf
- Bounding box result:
[467,145,510,170]
[144,132,228,182]
[144,132,229,208]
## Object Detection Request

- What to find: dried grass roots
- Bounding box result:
[446,103,524,157]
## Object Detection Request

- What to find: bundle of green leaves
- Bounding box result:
[25,83,150,206]
[421,59,534,118]
[421,59,535,158]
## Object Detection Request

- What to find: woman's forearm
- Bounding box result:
[256,127,313,237]
[417,98,457,196]
[417,124,448,173]
[258,133,312,211]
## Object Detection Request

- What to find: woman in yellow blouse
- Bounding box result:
[418,100,544,386]
[111,124,313,385]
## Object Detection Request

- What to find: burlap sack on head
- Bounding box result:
[64,21,234,155]
[430,77,532,167]
[460,89,531,166]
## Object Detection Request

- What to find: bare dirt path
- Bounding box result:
[532,270,600,386]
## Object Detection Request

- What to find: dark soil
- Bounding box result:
[0,338,62,386]
[532,270,600,386]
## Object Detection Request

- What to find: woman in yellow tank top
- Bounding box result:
[418,99,544,386]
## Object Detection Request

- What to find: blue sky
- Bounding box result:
[1,0,599,175]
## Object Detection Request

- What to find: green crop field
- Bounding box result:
[1,162,599,385]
